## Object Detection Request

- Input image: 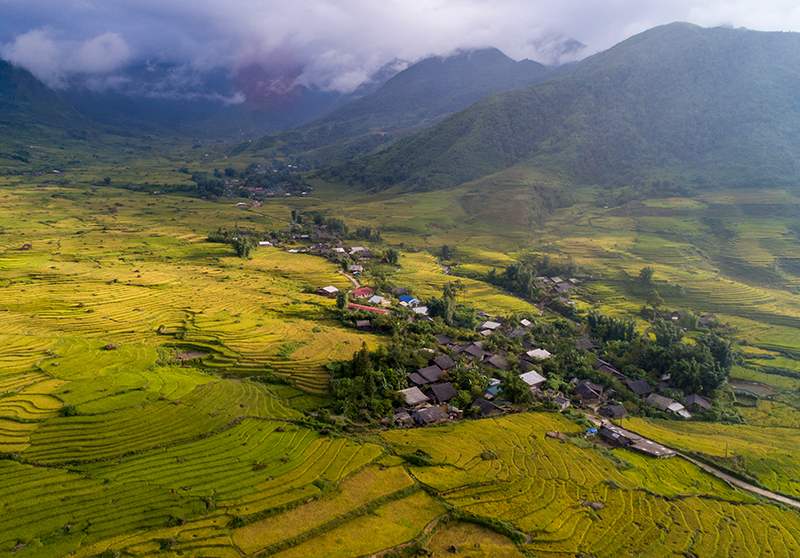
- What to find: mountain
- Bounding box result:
[249,48,551,162]
[62,61,367,139]
[0,59,90,133]
[330,23,800,191]
[0,59,96,165]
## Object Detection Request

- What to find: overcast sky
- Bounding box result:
[2,0,800,93]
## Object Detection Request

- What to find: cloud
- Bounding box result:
[2,0,800,94]
[1,28,131,87]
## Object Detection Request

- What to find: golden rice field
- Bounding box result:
[1,176,800,557]
[383,412,800,557]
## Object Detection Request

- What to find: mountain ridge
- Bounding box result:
[327,22,800,191]
[247,47,552,163]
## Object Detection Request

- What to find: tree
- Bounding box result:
[638,266,655,285]
[336,291,349,310]
[383,248,399,265]
[652,319,682,348]
[587,312,636,343]
[232,237,256,259]
[440,245,454,260]
[499,371,533,404]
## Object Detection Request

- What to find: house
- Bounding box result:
[407,372,429,386]
[553,394,571,410]
[520,318,533,328]
[346,303,389,315]
[463,343,486,360]
[519,371,547,389]
[599,425,634,448]
[398,295,419,306]
[431,382,458,403]
[355,319,372,330]
[471,397,503,418]
[393,411,414,427]
[417,365,444,383]
[625,378,654,397]
[525,348,552,361]
[333,247,347,254]
[434,334,452,346]
[668,401,692,419]
[684,394,712,412]
[258,240,273,246]
[599,424,676,458]
[479,320,502,331]
[351,286,374,299]
[412,306,429,316]
[485,354,509,370]
[599,404,627,419]
[413,405,450,425]
[646,393,674,411]
[646,393,692,418]
[433,354,455,370]
[555,282,573,294]
[349,246,367,255]
[368,295,390,307]
[574,380,603,402]
[317,285,339,297]
[595,358,624,379]
[399,387,429,407]
[484,381,502,400]
[479,329,493,337]
[348,264,364,274]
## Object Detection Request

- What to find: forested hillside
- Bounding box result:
[251,48,551,163]
[330,23,800,190]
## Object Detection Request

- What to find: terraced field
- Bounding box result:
[383,413,800,557]
[2,177,800,556]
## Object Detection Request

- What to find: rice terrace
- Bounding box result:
[2,2,800,557]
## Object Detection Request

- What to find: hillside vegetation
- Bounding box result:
[330,23,800,190]
[250,48,550,164]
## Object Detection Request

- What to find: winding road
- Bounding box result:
[677,452,800,510]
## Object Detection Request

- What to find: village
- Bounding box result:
[309,251,715,460]
[225,210,724,461]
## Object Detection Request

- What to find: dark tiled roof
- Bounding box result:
[413,406,449,425]
[599,404,627,419]
[685,394,712,410]
[625,379,653,396]
[418,365,444,383]
[434,334,452,345]
[431,382,458,403]
[464,344,486,359]
[471,397,503,417]
[434,354,455,370]
[486,354,509,370]
[407,372,429,386]
[575,380,603,400]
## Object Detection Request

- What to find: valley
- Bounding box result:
[0,163,798,556]
[1,12,799,558]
